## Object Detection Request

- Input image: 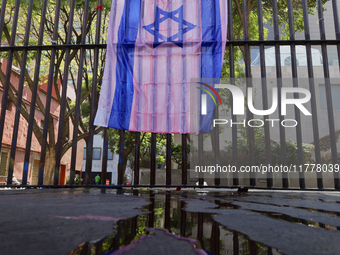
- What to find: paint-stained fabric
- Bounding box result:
[94,0,227,133]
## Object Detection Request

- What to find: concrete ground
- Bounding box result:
[1,188,340,255]
[0,188,149,255]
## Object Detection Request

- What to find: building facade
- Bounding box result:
[0,58,84,184]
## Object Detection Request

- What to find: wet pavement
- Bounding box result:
[1,188,340,254]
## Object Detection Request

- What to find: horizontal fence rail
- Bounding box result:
[0,0,339,191]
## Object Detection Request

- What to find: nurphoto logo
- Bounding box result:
[198,82,312,128]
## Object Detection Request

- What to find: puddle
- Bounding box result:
[68,190,281,255]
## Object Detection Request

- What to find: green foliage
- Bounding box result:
[65,174,83,185]
[221,0,329,80]
[229,0,328,41]
[0,0,114,183]
[218,0,325,162]
[107,130,167,169]
[1,0,327,182]
[224,124,315,166]
[171,143,195,169]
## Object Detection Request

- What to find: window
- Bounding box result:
[108,149,113,160]
[40,120,44,129]
[93,148,101,160]
[83,148,102,160]
[83,148,87,160]
[284,56,299,66]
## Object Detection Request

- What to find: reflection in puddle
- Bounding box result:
[68,190,280,255]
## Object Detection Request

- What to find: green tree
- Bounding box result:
[0,0,111,184]
[171,143,193,169]
[1,0,327,185]
[106,130,167,176]
[224,124,315,166]
[225,0,328,70]
[218,0,328,153]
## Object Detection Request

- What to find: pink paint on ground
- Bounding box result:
[51,214,126,221]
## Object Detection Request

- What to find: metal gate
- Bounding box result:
[0,0,339,190]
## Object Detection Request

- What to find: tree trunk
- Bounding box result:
[122,160,128,183]
[43,147,56,185]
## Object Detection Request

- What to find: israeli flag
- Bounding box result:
[95,0,227,133]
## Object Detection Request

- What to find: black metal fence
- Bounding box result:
[0,0,339,190]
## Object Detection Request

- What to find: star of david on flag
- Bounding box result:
[95,0,228,134]
[143,6,196,48]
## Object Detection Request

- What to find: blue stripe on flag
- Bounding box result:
[108,0,141,130]
[200,0,222,133]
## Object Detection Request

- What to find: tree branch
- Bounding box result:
[61,126,104,157]
[64,88,91,121]
[0,67,43,147]
[3,25,47,115]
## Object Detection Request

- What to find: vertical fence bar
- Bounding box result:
[301,0,323,190]
[8,0,34,185]
[118,130,125,185]
[0,0,20,165]
[287,0,306,189]
[166,133,171,186]
[233,232,239,255]
[180,200,186,236]
[272,0,288,188]
[134,132,140,185]
[148,191,155,227]
[197,213,204,249]
[249,240,257,255]
[70,0,90,185]
[1,0,20,185]
[38,0,62,185]
[242,0,256,186]
[0,0,7,46]
[331,0,340,189]
[54,0,76,185]
[256,0,273,188]
[22,0,48,185]
[113,222,121,249]
[95,240,103,255]
[317,0,338,189]
[80,242,89,255]
[227,0,238,186]
[198,133,204,186]
[182,134,187,185]
[268,247,273,255]
[131,216,137,241]
[150,133,156,186]
[101,128,108,185]
[211,222,220,255]
[164,191,171,229]
[86,0,103,185]
[214,107,220,186]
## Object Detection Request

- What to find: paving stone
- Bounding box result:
[109,228,200,255]
[231,201,340,227]
[235,195,340,213]
[0,188,149,255]
[247,192,340,202]
[214,209,340,255]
